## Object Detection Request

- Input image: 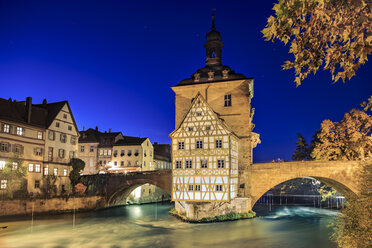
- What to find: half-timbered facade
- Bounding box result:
[171,94,239,202]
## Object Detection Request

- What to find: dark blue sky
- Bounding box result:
[0,0,370,162]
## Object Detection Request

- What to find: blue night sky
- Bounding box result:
[0,0,370,162]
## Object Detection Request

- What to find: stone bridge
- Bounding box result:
[83,160,363,209]
[82,170,172,206]
[250,160,362,207]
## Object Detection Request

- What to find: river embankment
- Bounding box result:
[0,196,105,218]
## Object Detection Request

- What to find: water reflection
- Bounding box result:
[0,203,338,248]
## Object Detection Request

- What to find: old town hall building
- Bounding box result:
[170,15,260,219]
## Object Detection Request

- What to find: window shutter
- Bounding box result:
[23,128,26,136]
[0,123,3,132]
[21,146,24,154]
[34,148,37,155]
[8,143,12,152]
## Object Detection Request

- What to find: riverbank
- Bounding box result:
[0,196,105,218]
[169,207,256,223]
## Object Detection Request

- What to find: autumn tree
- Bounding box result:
[331,161,372,248]
[262,0,371,86]
[292,133,311,160]
[311,109,372,160]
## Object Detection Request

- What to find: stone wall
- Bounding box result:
[0,196,105,217]
[175,197,251,220]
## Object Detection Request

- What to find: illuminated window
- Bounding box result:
[37,132,43,140]
[2,124,10,133]
[0,161,5,170]
[186,160,192,169]
[178,142,184,150]
[53,168,58,176]
[35,164,41,172]
[63,169,68,176]
[216,140,222,148]
[196,141,203,149]
[29,164,34,172]
[217,160,225,168]
[224,94,231,107]
[1,180,7,189]
[43,167,48,176]
[16,127,24,136]
[201,160,208,168]
[216,185,223,191]
[176,161,182,169]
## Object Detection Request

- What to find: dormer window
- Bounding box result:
[194,73,200,82]
[222,69,229,79]
[208,71,214,80]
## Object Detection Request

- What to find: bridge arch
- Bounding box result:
[250,161,361,208]
[107,178,171,206]
[103,170,172,206]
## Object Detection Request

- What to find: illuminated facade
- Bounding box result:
[0,97,79,196]
[170,15,260,219]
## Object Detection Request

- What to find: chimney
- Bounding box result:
[109,128,112,133]
[26,97,32,123]
[95,126,98,131]
[42,99,47,107]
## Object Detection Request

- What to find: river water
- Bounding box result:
[0,203,338,248]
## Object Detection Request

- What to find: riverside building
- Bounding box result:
[0,97,79,196]
[170,15,260,219]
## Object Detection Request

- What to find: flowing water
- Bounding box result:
[0,203,338,248]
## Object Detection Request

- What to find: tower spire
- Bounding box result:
[204,11,223,66]
[211,10,216,30]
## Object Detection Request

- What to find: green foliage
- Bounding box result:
[292,133,312,161]
[0,156,26,199]
[262,0,371,86]
[69,158,85,186]
[331,162,372,248]
[42,175,57,198]
[80,174,109,196]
